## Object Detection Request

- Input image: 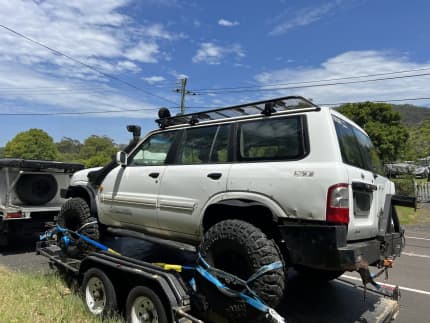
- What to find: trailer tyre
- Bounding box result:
[82,268,117,318]
[15,174,58,205]
[126,286,168,323]
[198,219,285,320]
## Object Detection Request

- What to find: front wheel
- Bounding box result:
[126,286,168,323]
[81,268,117,318]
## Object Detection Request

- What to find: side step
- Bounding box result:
[107,227,197,253]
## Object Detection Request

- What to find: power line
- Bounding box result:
[320,97,430,106]
[0,24,178,105]
[191,66,430,93]
[191,72,430,95]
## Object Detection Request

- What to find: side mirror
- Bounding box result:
[116,151,128,166]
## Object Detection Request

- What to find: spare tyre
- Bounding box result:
[197,219,286,321]
[15,174,58,205]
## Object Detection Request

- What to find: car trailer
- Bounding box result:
[36,226,401,323]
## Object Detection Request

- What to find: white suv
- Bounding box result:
[59,96,408,316]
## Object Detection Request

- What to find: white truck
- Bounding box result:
[0,158,83,246]
[58,96,413,320]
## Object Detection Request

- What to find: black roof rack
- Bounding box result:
[156,95,320,128]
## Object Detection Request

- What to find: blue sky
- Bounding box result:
[0,0,429,146]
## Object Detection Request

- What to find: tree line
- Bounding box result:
[1,102,430,167]
[0,129,121,168]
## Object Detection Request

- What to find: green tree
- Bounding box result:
[56,137,82,162]
[403,118,430,160]
[338,102,409,162]
[3,129,59,160]
[79,135,117,167]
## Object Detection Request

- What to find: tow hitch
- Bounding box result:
[357,258,400,301]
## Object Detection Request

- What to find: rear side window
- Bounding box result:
[238,116,307,161]
[333,116,383,174]
[177,125,230,164]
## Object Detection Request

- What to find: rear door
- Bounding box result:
[157,124,231,239]
[332,115,390,241]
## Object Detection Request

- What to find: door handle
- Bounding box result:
[149,172,160,179]
[207,173,222,180]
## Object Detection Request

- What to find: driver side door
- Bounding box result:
[99,131,178,233]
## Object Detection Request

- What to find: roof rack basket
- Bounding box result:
[156,95,320,128]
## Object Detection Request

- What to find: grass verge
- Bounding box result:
[396,205,430,225]
[0,266,120,323]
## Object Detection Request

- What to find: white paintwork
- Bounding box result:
[69,106,394,244]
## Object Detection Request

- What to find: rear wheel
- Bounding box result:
[82,268,117,318]
[126,286,168,323]
[197,219,286,320]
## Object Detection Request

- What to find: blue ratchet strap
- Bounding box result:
[40,224,121,255]
[197,254,283,314]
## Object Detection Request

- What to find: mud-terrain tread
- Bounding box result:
[57,197,99,241]
[199,219,285,309]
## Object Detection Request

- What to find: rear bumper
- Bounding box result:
[279,224,404,271]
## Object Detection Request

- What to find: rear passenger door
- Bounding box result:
[332,115,388,241]
[157,124,231,239]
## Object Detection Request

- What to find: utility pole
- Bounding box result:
[174,78,195,115]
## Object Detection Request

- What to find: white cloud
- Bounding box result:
[269,1,342,36]
[0,62,158,118]
[218,19,239,27]
[124,41,159,63]
[254,51,430,106]
[192,42,245,65]
[0,0,179,76]
[142,75,166,84]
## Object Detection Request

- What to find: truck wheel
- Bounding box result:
[15,174,58,205]
[126,286,168,323]
[57,197,99,240]
[295,265,344,281]
[198,219,285,319]
[82,268,117,317]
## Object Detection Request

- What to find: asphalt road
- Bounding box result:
[1,224,430,322]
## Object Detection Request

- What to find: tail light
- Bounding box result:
[6,211,23,219]
[326,183,349,224]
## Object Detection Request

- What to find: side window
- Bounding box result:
[333,115,383,173]
[175,125,229,164]
[238,116,306,161]
[333,116,363,168]
[178,126,219,164]
[128,132,176,166]
[210,125,229,163]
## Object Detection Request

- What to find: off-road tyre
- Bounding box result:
[82,267,118,318]
[295,265,344,282]
[57,197,99,257]
[126,286,168,323]
[197,219,285,320]
[15,174,58,205]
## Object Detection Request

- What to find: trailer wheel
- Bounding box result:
[126,286,168,323]
[295,265,344,281]
[82,268,117,317]
[198,219,285,320]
